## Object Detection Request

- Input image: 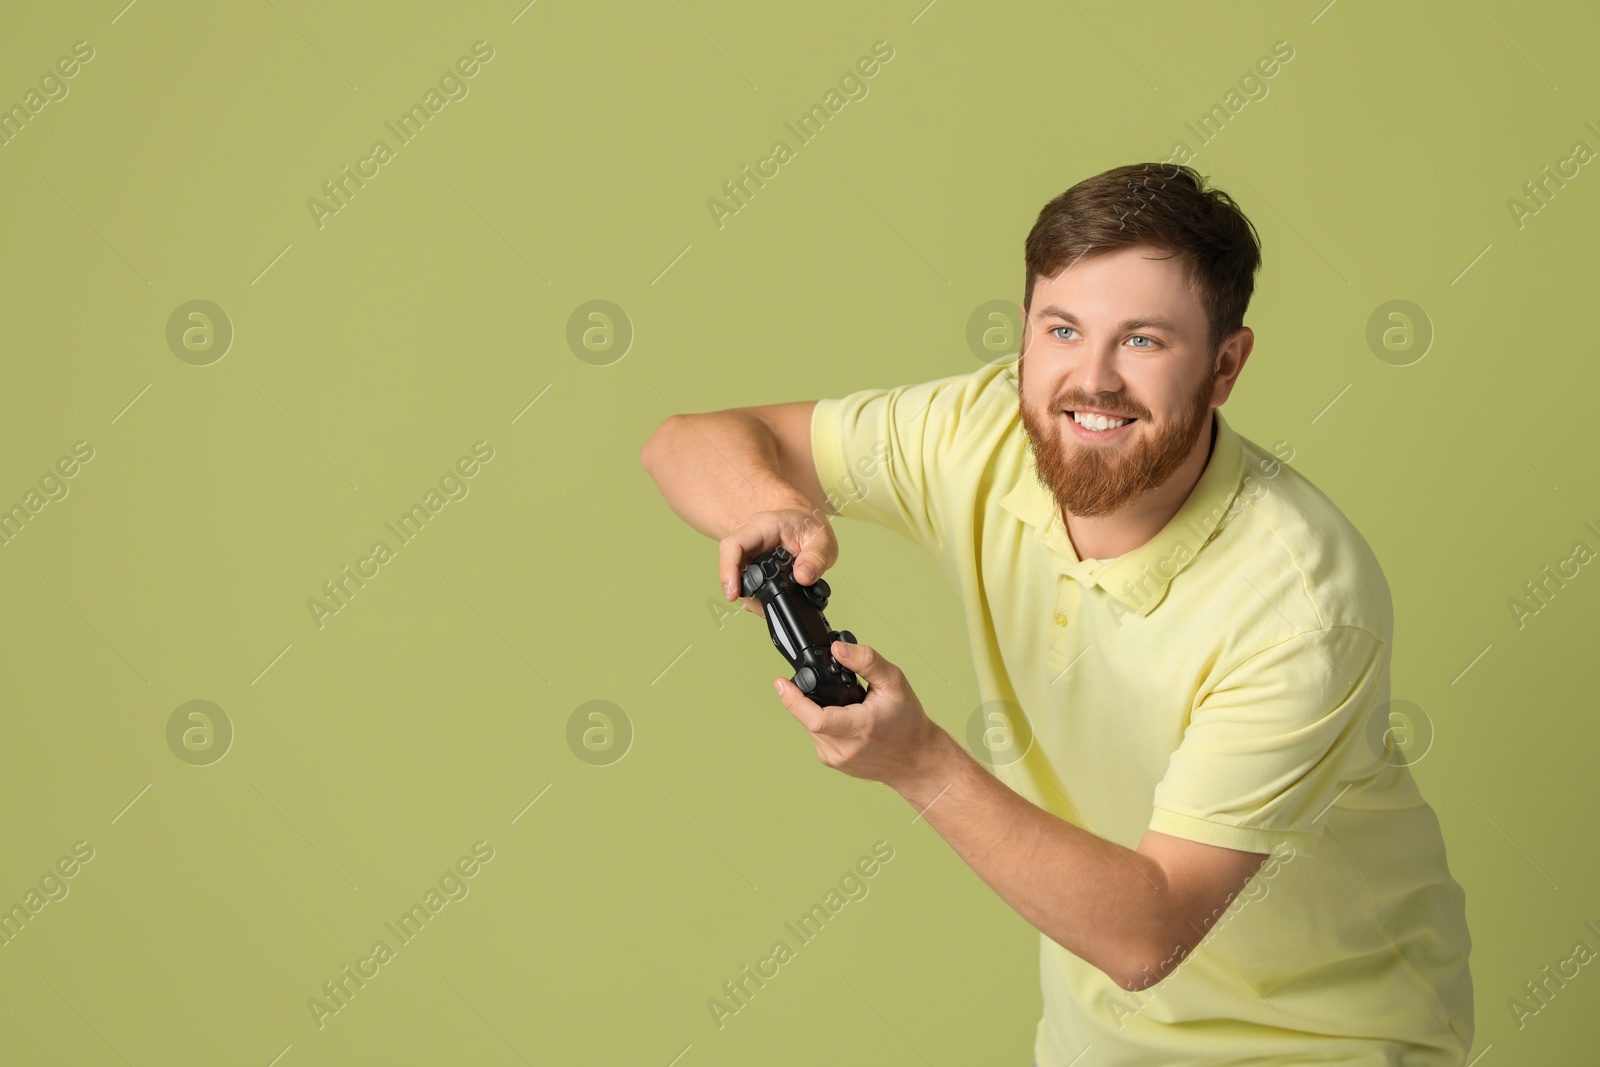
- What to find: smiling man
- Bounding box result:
[640,162,1474,1065]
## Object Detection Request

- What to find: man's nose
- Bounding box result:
[1073,342,1126,399]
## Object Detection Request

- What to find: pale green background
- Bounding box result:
[1,0,1595,1063]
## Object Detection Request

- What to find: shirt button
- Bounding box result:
[1054,612,1068,627]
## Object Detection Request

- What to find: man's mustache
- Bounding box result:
[1055,399,1146,420]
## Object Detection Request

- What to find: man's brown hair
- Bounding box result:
[1022,163,1263,357]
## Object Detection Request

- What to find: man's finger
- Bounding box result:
[793,553,824,585]
[717,528,766,600]
[781,516,833,586]
[832,640,895,689]
[773,676,826,733]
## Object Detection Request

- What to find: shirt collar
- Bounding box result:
[1000,407,1246,616]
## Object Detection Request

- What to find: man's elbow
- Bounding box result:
[1111,933,1192,992]
[639,416,680,472]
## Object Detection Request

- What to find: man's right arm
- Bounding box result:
[638,402,831,540]
[639,403,840,599]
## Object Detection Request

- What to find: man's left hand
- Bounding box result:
[772,639,950,789]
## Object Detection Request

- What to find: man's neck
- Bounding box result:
[1063,414,1217,563]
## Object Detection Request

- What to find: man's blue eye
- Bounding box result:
[1049,327,1157,348]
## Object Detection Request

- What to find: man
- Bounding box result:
[639,163,1474,1065]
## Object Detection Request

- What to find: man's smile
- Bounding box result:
[1062,409,1139,437]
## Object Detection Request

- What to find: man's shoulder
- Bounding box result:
[1225,429,1394,643]
[837,357,1022,460]
[820,356,1017,426]
[931,357,1023,450]
[916,356,1020,427]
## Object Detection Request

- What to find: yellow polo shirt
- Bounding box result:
[810,356,1474,1066]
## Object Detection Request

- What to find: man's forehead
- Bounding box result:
[1032,253,1200,326]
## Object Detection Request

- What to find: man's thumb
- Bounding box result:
[834,640,888,682]
[794,554,825,584]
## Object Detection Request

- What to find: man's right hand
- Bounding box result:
[718,505,839,617]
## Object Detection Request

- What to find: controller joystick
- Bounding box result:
[739,545,867,707]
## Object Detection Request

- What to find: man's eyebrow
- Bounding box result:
[1033,305,1184,335]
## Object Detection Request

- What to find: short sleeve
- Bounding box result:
[1147,625,1387,861]
[809,366,997,555]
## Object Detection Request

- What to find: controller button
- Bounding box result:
[741,563,764,597]
[839,629,856,645]
[802,582,830,609]
[794,667,818,694]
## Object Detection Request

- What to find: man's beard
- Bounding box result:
[1017,355,1216,519]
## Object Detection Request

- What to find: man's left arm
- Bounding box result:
[892,733,1265,991]
[773,639,1268,991]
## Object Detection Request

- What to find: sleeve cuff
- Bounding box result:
[1148,807,1322,860]
[809,397,846,512]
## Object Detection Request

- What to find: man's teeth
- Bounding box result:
[1071,411,1130,431]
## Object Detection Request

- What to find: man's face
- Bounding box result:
[1017,244,1221,518]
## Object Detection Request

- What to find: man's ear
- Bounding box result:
[1210,327,1254,406]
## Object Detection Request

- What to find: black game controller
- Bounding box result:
[740,545,868,707]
